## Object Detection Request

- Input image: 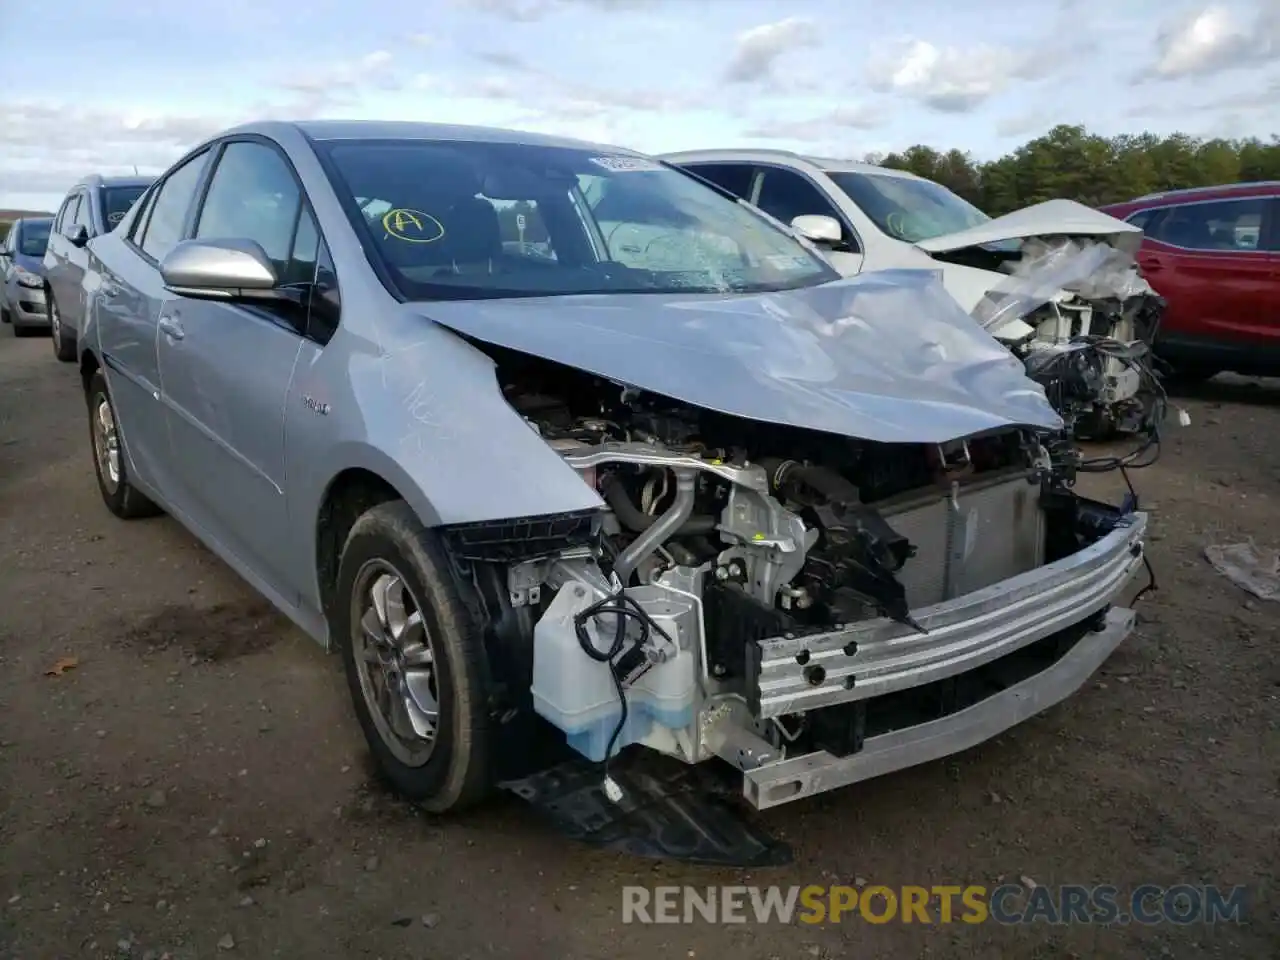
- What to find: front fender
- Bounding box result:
[292,319,604,568]
[363,331,606,524]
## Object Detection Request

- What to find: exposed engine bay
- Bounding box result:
[962,237,1167,442]
[444,349,1149,836]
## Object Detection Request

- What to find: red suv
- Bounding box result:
[1100,183,1279,382]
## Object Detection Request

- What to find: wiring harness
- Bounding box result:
[1024,336,1169,474]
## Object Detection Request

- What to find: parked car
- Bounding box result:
[1099,182,1280,382]
[74,121,1148,843]
[661,149,1166,435]
[44,174,154,362]
[0,216,53,336]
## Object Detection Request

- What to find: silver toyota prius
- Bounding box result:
[76,120,1148,818]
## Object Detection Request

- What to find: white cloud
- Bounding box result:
[4,0,1277,210]
[1141,3,1280,80]
[868,39,1041,113]
[995,110,1052,138]
[0,102,225,203]
[724,17,820,84]
[452,0,656,20]
[275,49,405,115]
[865,0,1095,113]
[743,104,885,142]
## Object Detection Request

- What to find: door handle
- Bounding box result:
[1138,256,1164,272]
[158,316,185,340]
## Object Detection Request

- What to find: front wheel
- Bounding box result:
[50,294,76,362]
[86,369,161,519]
[333,501,494,813]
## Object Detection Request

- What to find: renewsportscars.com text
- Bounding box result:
[621,884,1249,926]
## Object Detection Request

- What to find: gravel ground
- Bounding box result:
[0,329,1277,960]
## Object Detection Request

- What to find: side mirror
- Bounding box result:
[160,238,280,301]
[68,224,90,248]
[790,214,843,246]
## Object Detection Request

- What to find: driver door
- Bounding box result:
[155,139,318,604]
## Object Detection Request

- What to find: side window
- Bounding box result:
[71,193,93,231]
[60,195,82,235]
[1125,209,1155,231]
[284,205,320,286]
[194,141,302,269]
[140,149,212,261]
[307,239,342,345]
[1145,198,1267,252]
[2,222,14,254]
[128,186,159,244]
[682,163,755,200]
[755,169,855,250]
[756,169,838,227]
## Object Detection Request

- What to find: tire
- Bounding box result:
[333,500,494,813]
[86,369,161,519]
[50,294,76,362]
[14,324,43,338]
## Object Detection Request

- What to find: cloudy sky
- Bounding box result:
[3,0,1277,212]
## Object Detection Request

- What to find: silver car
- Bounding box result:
[44,174,153,362]
[0,216,53,335]
[76,121,1149,819]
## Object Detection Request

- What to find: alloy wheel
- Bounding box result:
[350,560,441,767]
[93,395,120,493]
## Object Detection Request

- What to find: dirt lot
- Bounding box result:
[0,329,1276,960]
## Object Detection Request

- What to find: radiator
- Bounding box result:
[878,471,1045,609]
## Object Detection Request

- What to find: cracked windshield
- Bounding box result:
[324,140,833,298]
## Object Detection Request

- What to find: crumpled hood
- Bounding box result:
[418,269,1063,445]
[914,199,1141,258]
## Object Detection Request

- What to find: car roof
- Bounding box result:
[14,216,53,226]
[72,173,155,190]
[1104,180,1280,211]
[217,119,640,156]
[658,148,926,181]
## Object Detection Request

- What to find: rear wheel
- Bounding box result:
[333,501,494,813]
[86,369,161,519]
[50,294,76,362]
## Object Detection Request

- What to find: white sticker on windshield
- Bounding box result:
[588,155,664,173]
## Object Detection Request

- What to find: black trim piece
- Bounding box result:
[440,509,603,563]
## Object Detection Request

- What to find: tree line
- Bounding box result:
[872,124,1280,215]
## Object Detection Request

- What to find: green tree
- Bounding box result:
[868,125,1279,215]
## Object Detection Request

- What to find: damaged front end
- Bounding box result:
[418,269,1150,863]
[966,236,1167,440]
[471,389,1147,808]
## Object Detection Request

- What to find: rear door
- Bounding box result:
[1139,196,1276,352]
[98,150,214,497]
[0,222,15,314]
[1266,196,1280,333]
[155,138,319,602]
[46,192,83,322]
[61,190,98,336]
